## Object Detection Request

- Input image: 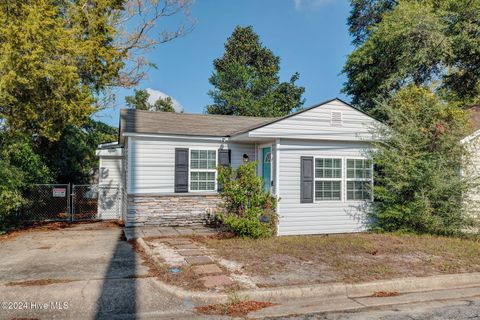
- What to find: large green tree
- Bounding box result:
[369,85,474,235]
[0,0,193,140]
[0,0,193,228]
[38,119,118,184]
[343,0,480,114]
[206,26,305,117]
[348,0,397,45]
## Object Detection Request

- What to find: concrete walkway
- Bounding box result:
[258,287,480,319]
[124,225,218,241]
[143,237,235,289]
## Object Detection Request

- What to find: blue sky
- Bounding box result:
[94,0,354,127]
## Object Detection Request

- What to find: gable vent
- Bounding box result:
[331,111,343,126]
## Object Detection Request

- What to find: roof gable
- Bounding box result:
[241,98,380,141]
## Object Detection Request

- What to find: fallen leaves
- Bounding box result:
[6,279,75,287]
[371,291,400,297]
[195,301,275,317]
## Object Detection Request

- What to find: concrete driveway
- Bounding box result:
[0,223,203,320]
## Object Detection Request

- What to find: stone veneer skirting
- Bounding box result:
[126,193,221,227]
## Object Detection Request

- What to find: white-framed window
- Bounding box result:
[314,158,342,201]
[346,159,373,201]
[190,149,217,191]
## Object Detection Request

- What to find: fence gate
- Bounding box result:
[71,185,122,221]
[22,184,122,222]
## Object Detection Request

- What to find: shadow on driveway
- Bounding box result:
[95,233,138,319]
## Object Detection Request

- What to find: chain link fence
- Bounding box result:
[21,184,70,221]
[21,184,122,222]
[72,185,122,221]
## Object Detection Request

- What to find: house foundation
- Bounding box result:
[126,194,221,227]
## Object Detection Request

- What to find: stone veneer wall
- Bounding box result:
[126,194,221,226]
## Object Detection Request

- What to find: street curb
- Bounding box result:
[136,237,480,303]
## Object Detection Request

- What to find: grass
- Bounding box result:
[197,232,480,286]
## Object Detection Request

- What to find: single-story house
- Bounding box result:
[97,98,380,235]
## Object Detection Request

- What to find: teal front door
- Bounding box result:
[262,147,272,192]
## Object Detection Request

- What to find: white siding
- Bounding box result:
[277,139,372,236]
[249,99,378,141]
[127,136,255,194]
[99,157,123,187]
[230,143,256,168]
[98,151,124,220]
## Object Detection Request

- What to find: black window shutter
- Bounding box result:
[218,149,231,167]
[217,149,231,192]
[175,148,189,193]
[300,156,314,203]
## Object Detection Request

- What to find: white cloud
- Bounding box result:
[146,88,184,112]
[294,0,333,10]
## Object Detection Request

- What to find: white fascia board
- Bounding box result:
[247,132,377,142]
[98,141,119,149]
[96,147,123,157]
[122,132,228,141]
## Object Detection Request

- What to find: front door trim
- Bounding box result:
[258,143,273,193]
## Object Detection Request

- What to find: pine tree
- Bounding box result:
[206,26,304,117]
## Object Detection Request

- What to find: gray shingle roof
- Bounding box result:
[119,109,277,140]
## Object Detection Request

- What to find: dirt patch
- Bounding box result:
[0,220,122,243]
[197,232,480,287]
[371,291,401,297]
[0,231,23,242]
[195,301,275,317]
[80,220,123,230]
[6,279,75,287]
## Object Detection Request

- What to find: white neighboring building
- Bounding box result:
[461,107,480,221]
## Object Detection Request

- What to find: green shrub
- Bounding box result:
[0,155,25,232]
[369,85,475,235]
[0,134,52,231]
[217,162,278,238]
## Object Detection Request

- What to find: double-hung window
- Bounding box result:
[190,150,217,191]
[314,158,342,201]
[346,159,373,201]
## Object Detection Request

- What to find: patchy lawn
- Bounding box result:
[196,233,480,287]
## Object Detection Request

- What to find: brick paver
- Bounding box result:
[185,256,213,265]
[175,244,198,250]
[192,264,223,275]
[165,239,192,245]
[199,275,234,288]
[177,249,205,256]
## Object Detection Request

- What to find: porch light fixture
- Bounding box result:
[243,153,249,163]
